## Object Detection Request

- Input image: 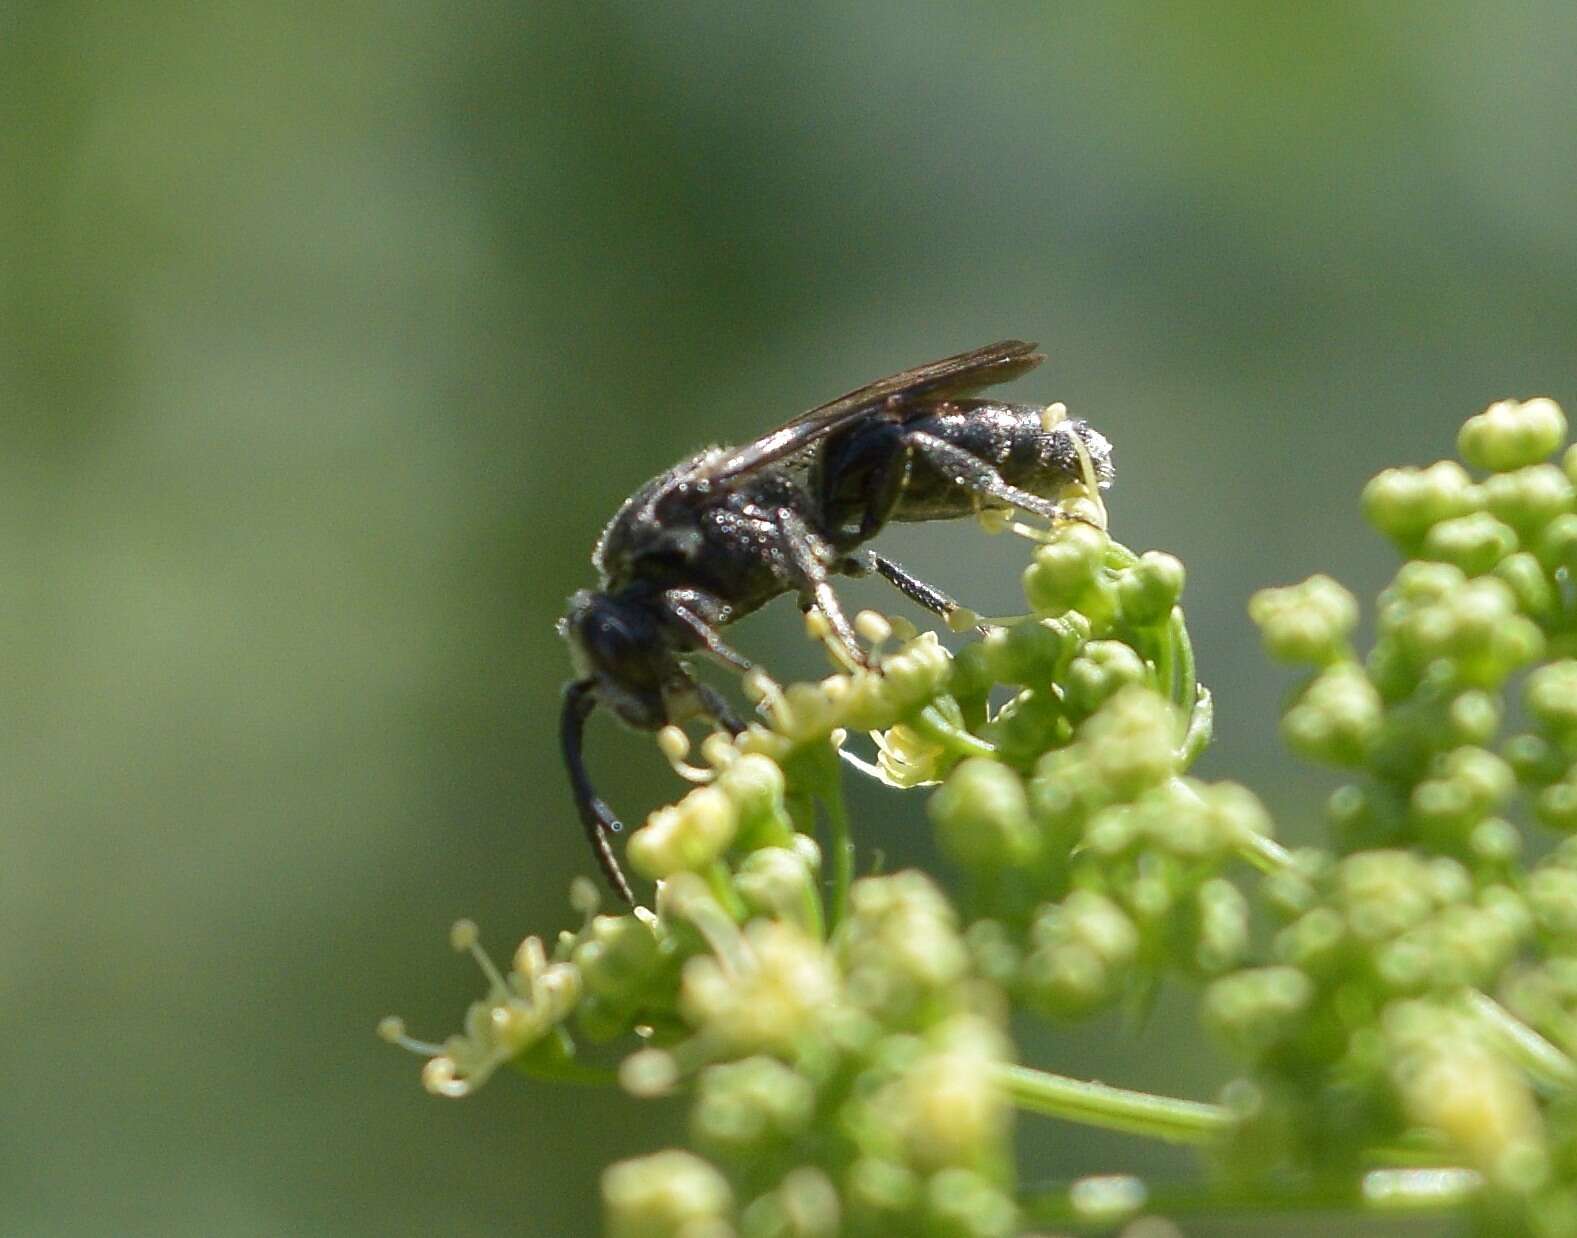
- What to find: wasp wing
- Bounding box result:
[697,339,1045,485]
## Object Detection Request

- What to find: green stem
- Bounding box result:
[1104,542,1140,570]
[1237,829,1296,875]
[912,704,998,759]
[1172,605,1197,714]
[820,780,854,932]
[1464,989,1577,1091]
[1151,620,1176,708]
[1021,1168,1481,1231]
[1170,775,1292,872]
[992,1062,1232,1145]
[701,860,748,922]
[1177,685,1213,768]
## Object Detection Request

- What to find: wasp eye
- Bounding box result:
[570,597,661,689]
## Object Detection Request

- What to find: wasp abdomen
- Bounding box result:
[886,400,1112,522]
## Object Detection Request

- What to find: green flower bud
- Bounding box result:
[1528,862,1577,941]
[1028,746,1104,842]
[629,785,740,879]
[1448,690,1502,746]
[681,921,840,1056]
[1535,511,1577,574]
[1080,686,1180,799]
[1338,851,1438,943]
[1022,891,1138,1018]
[717,754,787,830]
[1022,523,1110,617]
[1261,847,1331,920]
[1363,461,1482,547]
[980,617,1081,686]
[1420,512,1518,576]
[1388,1015,1545,1187]
[1325,782,1406,850]
[1377,892,1526,994]
[929,759,1039,868]
[1459,397,1567,472]
[888,1017,1011,1173]
[1195,877,1251,973]
[838,873,970,1026]
[1503,733,1566,787]
[1203,965,1315,1058]
[1274,906,1347,976]
[736,847,820,934]
[1281,663,1381,766]
[1381,559,1467,612]
[1483,464,1574,537]
[854,632,952,726]
[1393,576,1544,689]
[690,1053,813,1160]
[1409,746,1515,842]
[1492,552,1557,625]
[845,1158,919,1228]
[1116,550,1186,627]
[978,688,1070,769]
[740,1168,839,1238]
[604,1149,735,1238]
[1526,661,1577,742]
[947,642,994,707]
[1469,818,1522,870]
[1536,774,1577,833]
[575,913,661,1001]
[1249,575,1358,665]
[963,919,1022,988]
[1062,641,1149,719]
[923,1168,1018,1238]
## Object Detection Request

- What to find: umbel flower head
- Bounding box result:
[385,391,1577,1238]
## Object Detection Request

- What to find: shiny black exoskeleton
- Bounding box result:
[559,340,1113,900]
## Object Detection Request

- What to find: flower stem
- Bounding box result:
[992,1062,1232,1145]
[1020,1167,1482,1230]
[820,781,854,931]
[1236,827,1296,874]
[913,703,998,758]
[1465,988,1577,1091]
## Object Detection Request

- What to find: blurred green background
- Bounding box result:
[7,3,1576,1234]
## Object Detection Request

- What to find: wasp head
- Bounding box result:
[558,589,671,730]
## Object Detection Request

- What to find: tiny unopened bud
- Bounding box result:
[856,609,893,646]
[619,1048,679,1098]
[1421,512,1518,576]
[1249,575,1358,664]
[603,1150,734,1238]
[1363,461,1481,546]
[929,758,1039,868]
[1459,397,1567,472]
[1117,551,1186,627]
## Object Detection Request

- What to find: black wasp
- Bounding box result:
[559,340,1114,901]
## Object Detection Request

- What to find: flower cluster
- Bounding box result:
[1203,395,1577,1231]
[385,393,1577,1237]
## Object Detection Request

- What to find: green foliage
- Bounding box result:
[387,394,1577,1235]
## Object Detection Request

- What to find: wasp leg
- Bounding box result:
[662,590,753,673]
[906,430,1064,522]
[695,681,746,735]
[560,680,636,904]
[856,552,961,622]
[855,551,995,638]
[775,508,867,666]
